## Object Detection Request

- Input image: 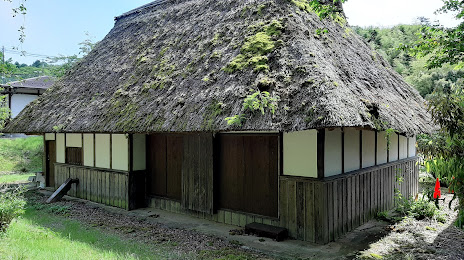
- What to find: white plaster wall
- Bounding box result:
[112,134,129,171]
[389,133,399,162]
[344,128,360,173]
[66,133,82,148]
[10,94,38,118]
[377,131,388,165]
[362,130,376,168]
[325,128,342,177]
[44,133,55,141]
[283,130,318,178]
[56,133,65,163]
[95,134,110,169]
[408,136,416,157]
[83,134,94,167]
[133,134,146,171]
[399,135,408,159]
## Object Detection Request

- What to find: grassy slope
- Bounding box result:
[0,208,182,260]
[0,136,43,173]
[0,173,32,184]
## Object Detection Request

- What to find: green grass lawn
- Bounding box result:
[0,173,32,184]
[0,136,43,173]
[0,208,183,260]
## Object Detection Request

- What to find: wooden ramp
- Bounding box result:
[46,178,79,204]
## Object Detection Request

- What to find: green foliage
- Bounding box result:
[422,157,464,186]
[242,90,279,115]
[225,114,246,126]
[315,28,329,35]
[0,89,10,131]
[290,0,346,20]
[225,90,279,126]
[0,186,26,232]
[421,84,464,229]
[224,20,284,73]
[202,101,223,130]
[395,195,447,223]
[354,24,464,98]
[405,7,464,70]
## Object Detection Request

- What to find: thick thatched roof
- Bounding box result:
[5,0,431,135]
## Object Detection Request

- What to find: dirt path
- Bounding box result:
[355,190,464,260]
[26,191,272,259]
[27,187,464,260]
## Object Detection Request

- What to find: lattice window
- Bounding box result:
[66,147,83,165]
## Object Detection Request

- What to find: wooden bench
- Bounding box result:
[245,222,288,241]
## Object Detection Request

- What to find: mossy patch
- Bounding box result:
[202,101,223,130]
[224,20,284,73]
[145,59,176,89]
[210,51,222,59]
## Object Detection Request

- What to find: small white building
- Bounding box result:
[1,76,54,118]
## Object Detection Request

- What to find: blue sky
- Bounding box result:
[0,0,459,65]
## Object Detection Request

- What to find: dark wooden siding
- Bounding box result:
[217,134,279,218]
[54,163,130,210]
[182,133,214,215]
[147,134,183,200]
[279,158,419,244]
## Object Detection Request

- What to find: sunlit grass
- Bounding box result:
[0,173,32,184]
[0,209,182,260]
[0,136,43,173]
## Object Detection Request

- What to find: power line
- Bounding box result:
[3,48,58,60]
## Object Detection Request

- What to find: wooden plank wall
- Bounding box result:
[181,133,214,215]
[279,158,419,244]
[54,163,130,210]
[147,197,280,227]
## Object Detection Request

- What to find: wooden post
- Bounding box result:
[317,129,325,179]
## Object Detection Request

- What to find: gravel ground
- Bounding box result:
[26,191,272,259]
[25,187,464,260]
[355,189,464,260]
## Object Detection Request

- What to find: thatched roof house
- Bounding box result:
[5,0,431,244]
[5,0,429,134]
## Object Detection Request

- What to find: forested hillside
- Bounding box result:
[354,24,464,98]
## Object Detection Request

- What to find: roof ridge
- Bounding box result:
[114,0,170,21]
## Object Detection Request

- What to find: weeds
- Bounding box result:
[395,194,446,223]
[0,185,26,232]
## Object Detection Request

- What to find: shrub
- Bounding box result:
[0,185,26,232]
[395,195,446,223]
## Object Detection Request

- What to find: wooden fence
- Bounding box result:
[279,158,418,244]
[54,163,130,210]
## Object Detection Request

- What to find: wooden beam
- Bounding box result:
[317,129,325,179]
[359,130,363,169]
[279,132,283,176]
[374,130,378,166]
[109,134,113,169]
[93,134,96,167]
[341,128,345,174]
[128,134,133,172]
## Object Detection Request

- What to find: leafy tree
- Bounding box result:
[410,1,464,228]
[406,0,464,69]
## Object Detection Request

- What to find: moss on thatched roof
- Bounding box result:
[5,0,431,135]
